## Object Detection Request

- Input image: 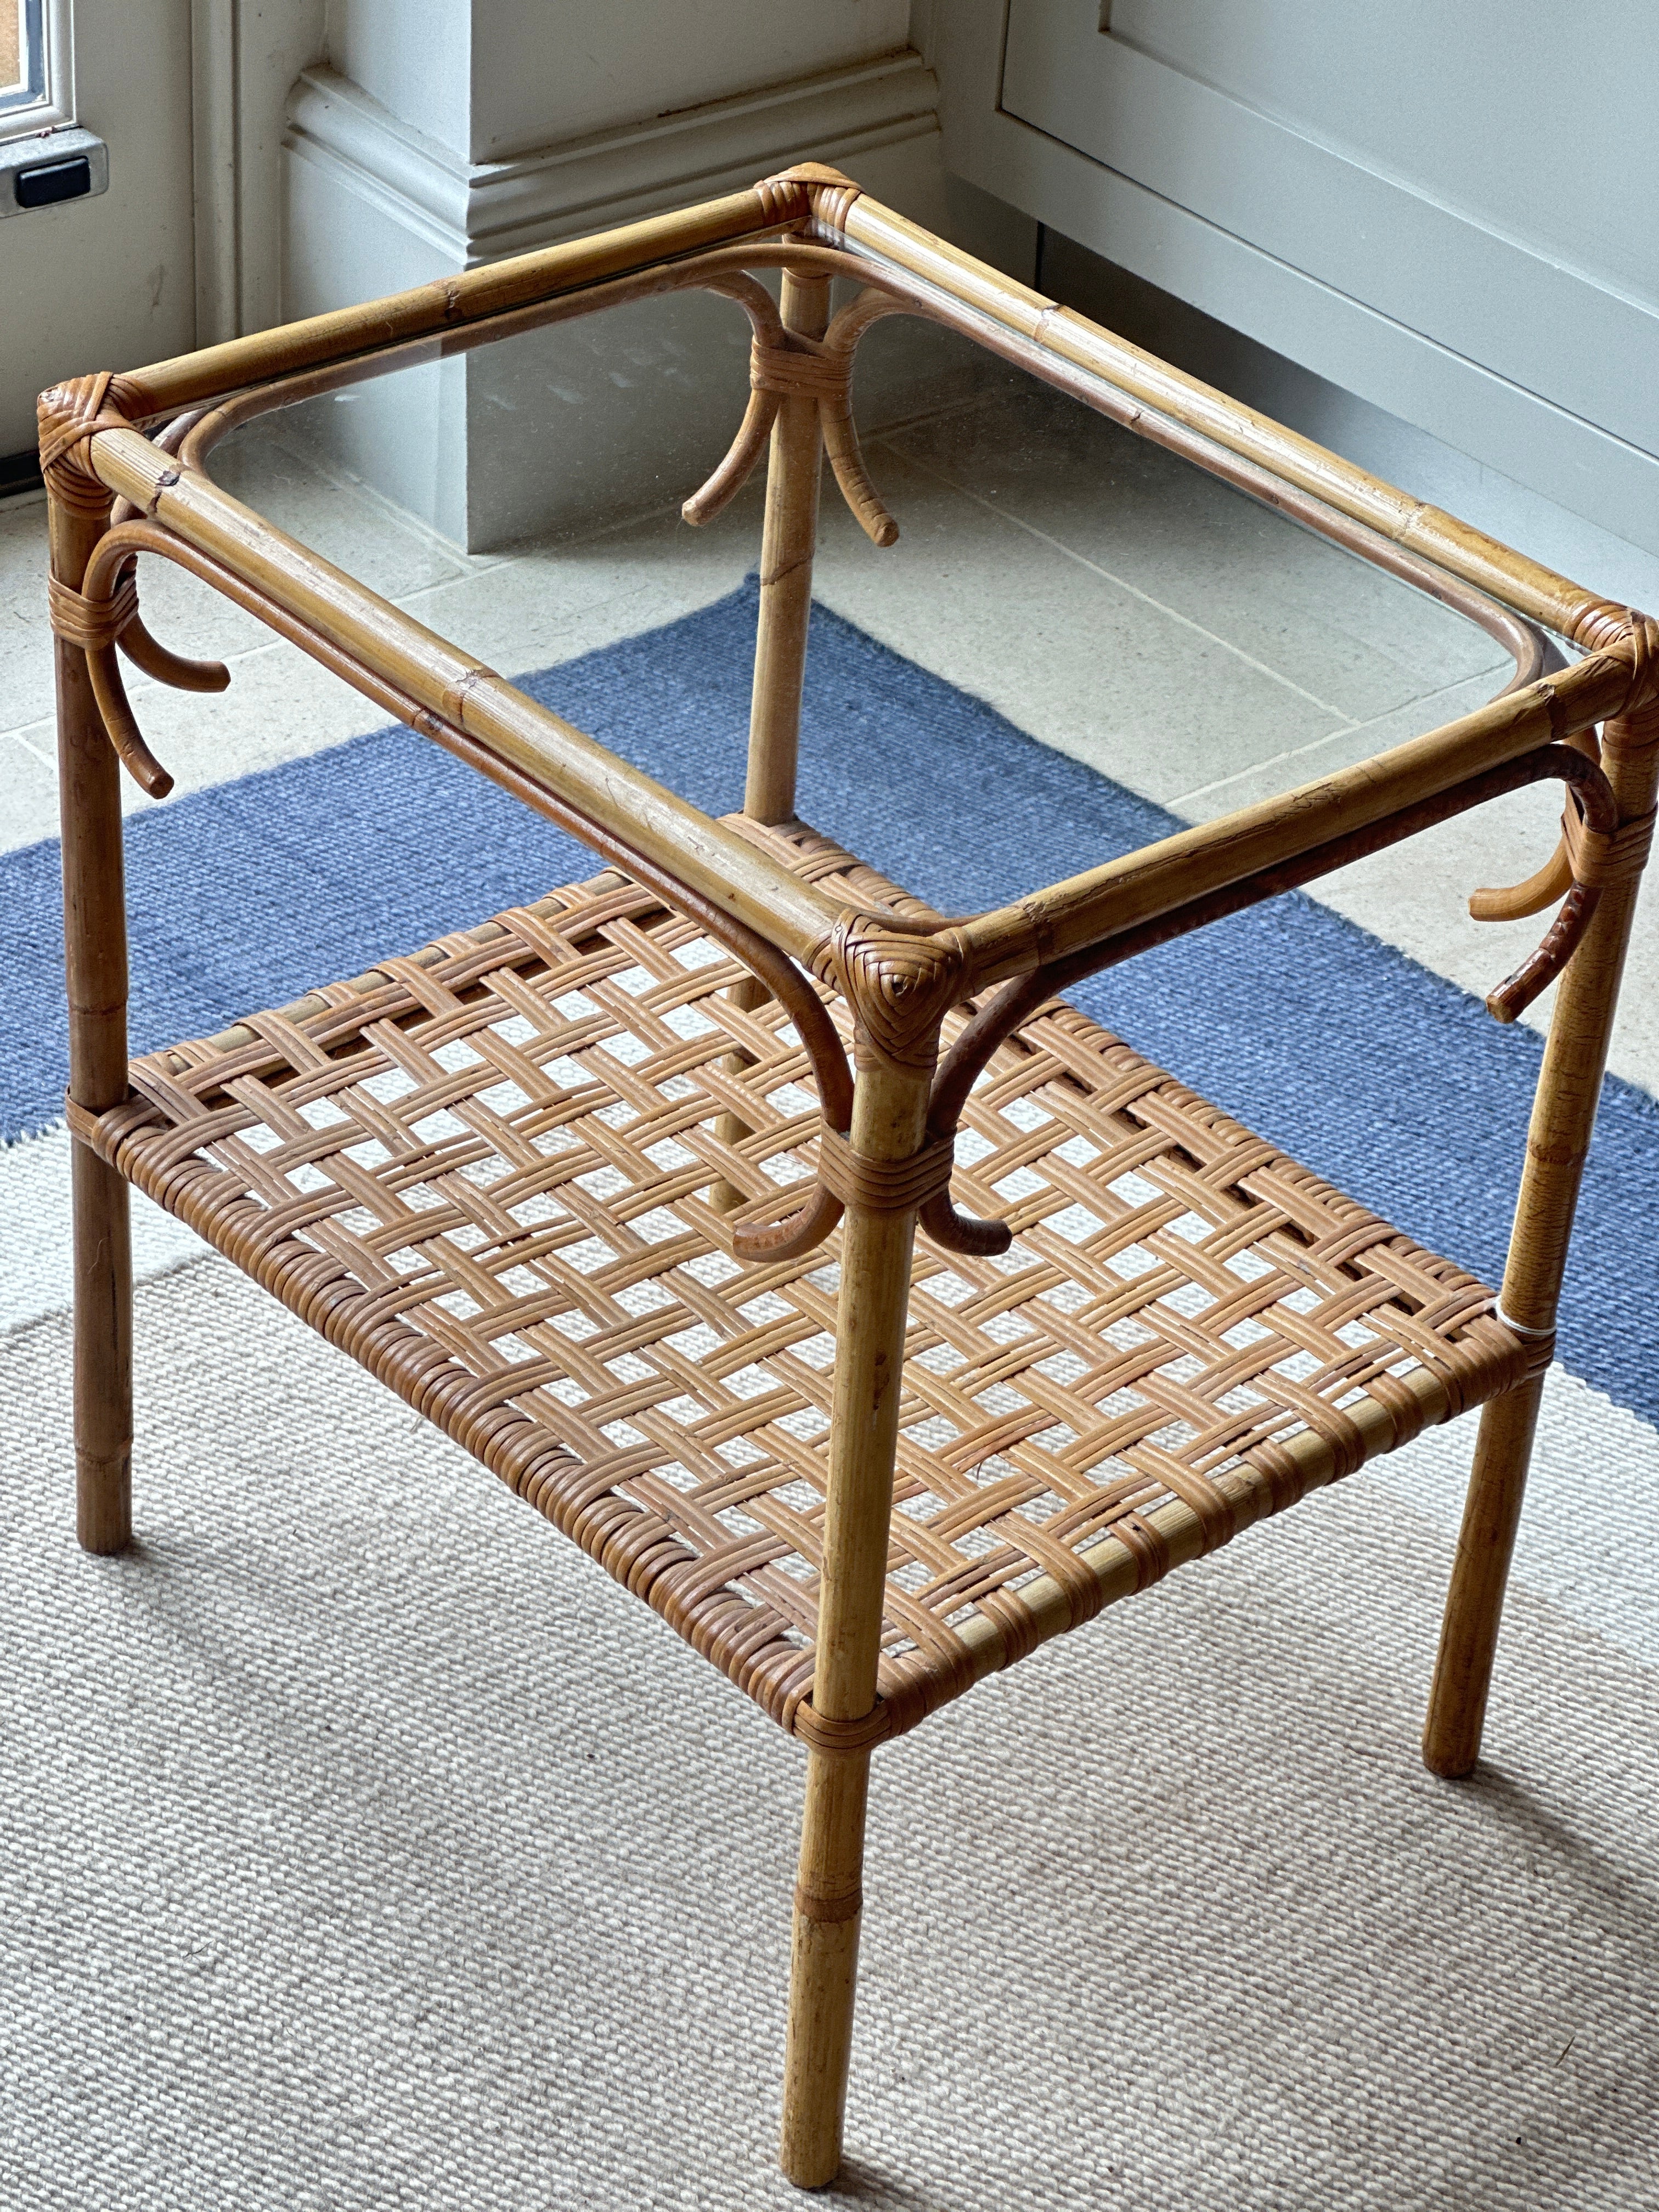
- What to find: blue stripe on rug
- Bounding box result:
[9,578,1658,1425]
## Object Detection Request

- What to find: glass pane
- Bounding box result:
[1,0,42,110]
[202,263,1519,881]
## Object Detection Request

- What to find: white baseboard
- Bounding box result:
[284,50,942,267]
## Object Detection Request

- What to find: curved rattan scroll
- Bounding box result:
[1468,606,1656,951]
[44,405,230,799]
[72,504,963,1273]
[680,279,904,546]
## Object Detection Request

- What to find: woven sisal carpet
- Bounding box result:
[5,585,1657,2207]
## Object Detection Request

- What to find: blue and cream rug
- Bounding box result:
[5,584,1657,2209]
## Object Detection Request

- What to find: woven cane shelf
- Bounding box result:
[41,160,1657,2188]
[74,822,1531,1750]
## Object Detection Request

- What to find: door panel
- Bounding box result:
[2,0,193,459]
[1076,2,1656,308]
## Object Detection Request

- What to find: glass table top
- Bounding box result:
[204,289,1520,797]
[137,261,1573,1025]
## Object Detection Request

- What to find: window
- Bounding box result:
[1,0,72,143]
[1,3,42,110]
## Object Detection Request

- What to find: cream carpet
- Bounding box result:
[4,1255,1657,2210]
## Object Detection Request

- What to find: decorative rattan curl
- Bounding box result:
[1468,606,1659,941]
[163,239,909,556]
[69,501,976,1273]
[682,281,911,549]
[42,407,231,798]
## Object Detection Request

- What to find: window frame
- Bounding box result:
[1,0,76,143]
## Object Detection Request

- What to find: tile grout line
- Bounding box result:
[7,726,56,772]
[883,439,1361,725]
[1166,664,1513,811]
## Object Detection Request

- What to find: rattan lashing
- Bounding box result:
[74,823,1530,1748]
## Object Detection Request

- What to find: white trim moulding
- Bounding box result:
[284,50,941,268]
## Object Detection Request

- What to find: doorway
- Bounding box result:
[1,0,194,481]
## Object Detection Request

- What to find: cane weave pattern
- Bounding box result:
[80,823,1529,1745]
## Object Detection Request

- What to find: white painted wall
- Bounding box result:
[195,0,327,345]
[468,1,911,158]
[324,0,469,156]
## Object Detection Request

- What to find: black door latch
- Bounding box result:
[15,154,92,208]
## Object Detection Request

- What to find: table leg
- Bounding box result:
[52,495,134,1555]
[779,1057,926,2186]
[1424,697,1658,1776]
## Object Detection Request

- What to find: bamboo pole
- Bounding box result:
[747,268,830,825]
[782,1745,871,2192]
[780,1058,928,2189]
[956,642,1637,988]
[710,272,832,1216]
[1423,699,1659,1778]
[52,498,134,1554]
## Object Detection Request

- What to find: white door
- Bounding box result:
[1,0,194,469]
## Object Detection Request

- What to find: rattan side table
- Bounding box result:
[41,163,1657,2188]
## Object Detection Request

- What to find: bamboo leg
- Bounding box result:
[781,1745,870,2190]
[1421,1383,1541,1778]
[746,268,830,828]
[712,269,832,1216]
[52,498,134,1555]
[1423,703,1658,1777]
[780,1059,927,2189]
